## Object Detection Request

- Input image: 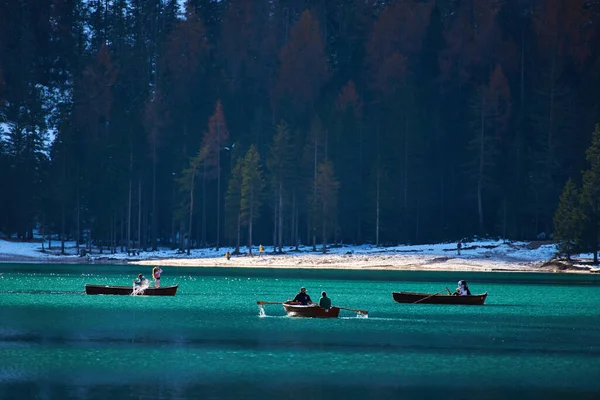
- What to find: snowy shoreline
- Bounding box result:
[1,238,598,273]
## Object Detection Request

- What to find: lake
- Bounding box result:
[0,264,599,399]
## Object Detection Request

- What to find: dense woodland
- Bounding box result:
[1,0,600,254]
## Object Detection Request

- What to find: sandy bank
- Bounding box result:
[130,253,551,272]
[0,239,595,273]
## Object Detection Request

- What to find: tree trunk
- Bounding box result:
[201,165,207,247]
[248,209,253,255]
[477,90,485,233]
[322,201,327,253]
[278,180,284,253]
[61,203,65,255]
[138,179,142,251]
[236,212,241,254]
[216,126,221,252]
[376,163,380,247]
[151,146,157,251]
[187,173,196,255]
[312,137,317,252]
[41,214,45,252]
[127,152,132,252]
[272,196,277,253]
[293,190,299,251]
[76,189,80,252]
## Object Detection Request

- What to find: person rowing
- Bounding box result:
[134,273,147,286]
[292,287,313,305]
[133,273,149,295]
[453,280,471,296]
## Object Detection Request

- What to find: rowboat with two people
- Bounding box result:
[85,284,178,296]
[257,287,368,318]
[393,280,487,305]
[85,270,178,296]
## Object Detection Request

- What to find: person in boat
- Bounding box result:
[134,273,148,287]
[152,266,163,288]
[292,287,313,305]
[319,291,332,310]
[453,280,472,296]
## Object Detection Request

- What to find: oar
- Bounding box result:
[446,287,452,295]
[337,306,369,315]
[256,301,284,305]
[413,289,448,304]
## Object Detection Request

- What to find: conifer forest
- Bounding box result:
[1,0,600,254]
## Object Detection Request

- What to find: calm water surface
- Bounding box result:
[0,264,599,399]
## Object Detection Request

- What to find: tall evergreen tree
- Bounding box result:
[313,159,340,252]
[267,121,295,253]
[580,124,600,263]
[225,156,243,254]
[553,179,583,260]
[240,145,265,255]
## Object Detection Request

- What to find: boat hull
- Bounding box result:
[392,291,487,305]
[85,284,178,296]
[282,302,340,318]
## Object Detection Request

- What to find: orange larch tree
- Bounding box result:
[273,10,329,121]
[200,100,230,250]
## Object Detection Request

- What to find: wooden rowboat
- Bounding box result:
[282,301,341,318]
[85,284,178,296]
[392,291,487,305]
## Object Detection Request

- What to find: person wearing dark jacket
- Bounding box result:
[292,287,313,305]
[319,291,332,310]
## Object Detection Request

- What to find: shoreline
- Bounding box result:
[0,251,592,274]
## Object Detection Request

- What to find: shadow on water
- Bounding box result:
[3,382,600,400]
[0,290,85,295]
[2,332,600,358]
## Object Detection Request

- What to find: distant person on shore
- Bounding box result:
[319,291,332,310]
[259,244,264,257]
[292,287,313,305]
[457,240,462,255]
[152,266,163,288]
[453,280,471,296]
[225,251,231,260]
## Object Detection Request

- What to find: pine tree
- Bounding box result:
[466,64,511,234]
[333,81,365,243]
[267,120,295,253]
[580,124,600,263]
[176,151,203,255]
[225,157,243,254]
[553,179,583,260]
[314,159,340,252]
[144,89,169,251]
[198,100,230,250]
[240,145,265,255]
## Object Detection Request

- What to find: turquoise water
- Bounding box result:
[1,264,600,399]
